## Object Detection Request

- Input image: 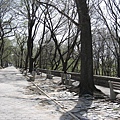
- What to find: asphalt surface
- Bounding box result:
[0,66,62,120]
[0,66,120,120]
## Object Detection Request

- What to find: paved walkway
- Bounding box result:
[0,66,62,120]
[0,67,120,120]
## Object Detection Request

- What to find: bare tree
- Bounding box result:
[74,0,97,96]
[20,0,47,72]
[94,0,120,76]
[36,0,100,95]
[45,1,80,73]
[14,33,27,68]
[0,0,16,67]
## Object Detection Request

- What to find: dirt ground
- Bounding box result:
[26,73,120,120]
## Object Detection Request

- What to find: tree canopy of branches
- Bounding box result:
[1,0,120,97]
[0,0,16,67]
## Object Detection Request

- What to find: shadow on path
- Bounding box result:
[60,94,93,120]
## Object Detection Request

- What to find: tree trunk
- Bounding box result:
[0,38,4,67]
[25,53,28,70]
[75,0,95,96]
[20,48,23,68]
[117,55,120,77]
[28,37,33,73]
[39,52,42,68]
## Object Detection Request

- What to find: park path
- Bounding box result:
[0,66,120,120]
[0,66,62,120]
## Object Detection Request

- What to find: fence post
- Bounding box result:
[46,70,52,79]
[108,81,116,100]
[61,73,65,84]
[31,71,35,81]
[65,74,72,88]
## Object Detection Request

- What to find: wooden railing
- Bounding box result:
[37,69,120,87]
